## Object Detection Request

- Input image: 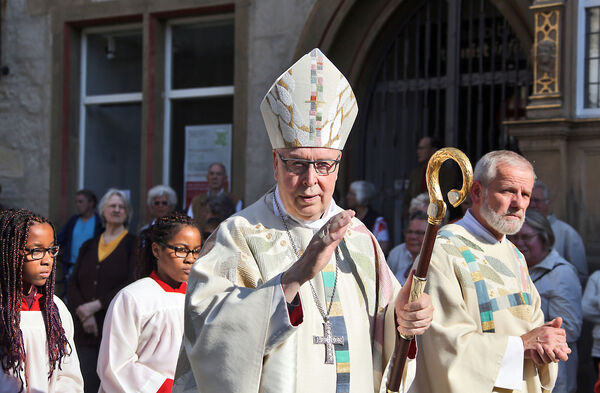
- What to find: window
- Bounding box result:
[577,1,600,116]
[163,16,234,207]
[79,24,143,227]
[74,13,235,225]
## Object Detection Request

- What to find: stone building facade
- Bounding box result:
[0,0,597,267]
[1,0,599,389]
[0,0,53,214]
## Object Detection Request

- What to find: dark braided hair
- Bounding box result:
[136,212,199,280]
[0,209,70,390]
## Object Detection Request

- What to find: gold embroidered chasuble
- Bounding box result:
[173,192,414,393]
[409,223,557,393]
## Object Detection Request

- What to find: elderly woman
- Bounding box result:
[140,185,177,232]
[346,180,390,254]
[508,209,582,393]
[67,188,137,393]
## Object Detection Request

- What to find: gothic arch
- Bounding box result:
[295,0,536,243]
[295,0,533,88]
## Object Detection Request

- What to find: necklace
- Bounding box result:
[273,194,344,364]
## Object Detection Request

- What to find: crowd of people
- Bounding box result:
[0,47,595,393]
[0,160,244,392]
[363,147,591,393]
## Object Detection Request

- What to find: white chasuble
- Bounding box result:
[409,222,558,393]
[173,192,414,393]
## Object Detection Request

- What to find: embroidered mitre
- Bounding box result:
[260,48,358,150]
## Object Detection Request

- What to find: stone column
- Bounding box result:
[508,1,569,219]
[507,0,600,274]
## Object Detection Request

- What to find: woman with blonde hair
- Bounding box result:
[67,188,136,392]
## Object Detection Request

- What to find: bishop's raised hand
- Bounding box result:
[281,209,355,302]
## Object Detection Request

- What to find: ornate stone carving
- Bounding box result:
[532,9,560,96]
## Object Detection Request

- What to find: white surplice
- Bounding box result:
[97,275,186,393]
[0,296,83,393]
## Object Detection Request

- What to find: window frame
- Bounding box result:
[577,0,600,117]
[78,23,143,189]
[162,15,235,185]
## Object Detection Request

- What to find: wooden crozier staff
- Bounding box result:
[387,147,473,393]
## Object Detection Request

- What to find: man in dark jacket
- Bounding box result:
[58,189,103,282]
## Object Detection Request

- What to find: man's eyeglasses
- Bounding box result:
[161,243,201,259]
[404,229,425,236]
[153,200,169,206]
[277,153,341,176]
[24,246,60,261]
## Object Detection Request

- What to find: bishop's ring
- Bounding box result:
[318,223,330,240]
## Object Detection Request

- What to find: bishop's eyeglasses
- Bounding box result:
[161,243,201,259]
[277,153,341,176]
[23,246,60,261]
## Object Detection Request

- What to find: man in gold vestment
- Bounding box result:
[409,150,570,393]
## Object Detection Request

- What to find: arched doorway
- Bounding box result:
[356,0,533,243]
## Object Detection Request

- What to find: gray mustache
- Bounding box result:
[503,209,523,218]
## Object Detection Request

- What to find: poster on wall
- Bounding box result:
[184,124,232,209]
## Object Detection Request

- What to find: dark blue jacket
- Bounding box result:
[57,213,103,265]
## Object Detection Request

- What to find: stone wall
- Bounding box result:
[510,120,600,272]
[0,0,321,217]
[244,0,317,203]
[0,0,52,215]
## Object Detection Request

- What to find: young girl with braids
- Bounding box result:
[0,209,84,392]
[97,212,201,393]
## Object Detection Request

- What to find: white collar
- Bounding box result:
[455,209,506,244]
[272,185,338,231]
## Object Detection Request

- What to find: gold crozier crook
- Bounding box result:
[386,147,473,393]
[425,147,473,225]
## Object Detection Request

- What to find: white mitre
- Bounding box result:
[260,48,358,149]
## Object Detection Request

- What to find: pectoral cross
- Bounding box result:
[313,319,344,364]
